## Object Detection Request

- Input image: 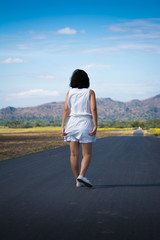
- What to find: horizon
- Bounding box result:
[1,0,160,108]
[1,92,160,110]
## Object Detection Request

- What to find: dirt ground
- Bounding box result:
[0,130,134,161]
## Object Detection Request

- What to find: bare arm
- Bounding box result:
[89,90,97,136]
[61,91,69,136]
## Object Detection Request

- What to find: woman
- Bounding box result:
[61,69,97,188]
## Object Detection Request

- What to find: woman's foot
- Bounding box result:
[77,175,93,188]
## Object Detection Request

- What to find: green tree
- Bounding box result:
[131,121,139,128]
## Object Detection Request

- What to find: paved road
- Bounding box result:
[1,136,160,240]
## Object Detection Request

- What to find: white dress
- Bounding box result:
[64,88,97,143]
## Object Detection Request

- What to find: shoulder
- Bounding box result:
[89,89,95,96]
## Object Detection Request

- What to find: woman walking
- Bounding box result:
[61,69,97,188]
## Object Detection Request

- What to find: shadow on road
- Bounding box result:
[93,183,160,189]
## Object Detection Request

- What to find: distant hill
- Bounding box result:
[0,94,160,122]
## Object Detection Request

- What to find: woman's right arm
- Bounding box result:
[89,90,97,136]
[61,91,70,137]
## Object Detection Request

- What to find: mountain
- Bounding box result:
[0,94,160,122]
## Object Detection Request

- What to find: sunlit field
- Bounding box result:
[0,127,159,161]
[0,126,62,133]
[145,128,160,137]
[0,126,133,133]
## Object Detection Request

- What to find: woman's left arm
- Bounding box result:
[89,90,97,136]
[61,91,70,136]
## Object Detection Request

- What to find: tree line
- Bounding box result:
[0,119,160,129]
[98,119,160,128]
[0,120,61,128]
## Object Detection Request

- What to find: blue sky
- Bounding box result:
[0,0,160,108]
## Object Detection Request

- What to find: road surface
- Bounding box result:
[0,135,160,240]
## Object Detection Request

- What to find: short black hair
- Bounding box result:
[70,69,90,88]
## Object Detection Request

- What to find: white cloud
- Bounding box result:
[56,27,77,35]
[100,33,160,41]
[108,26,131,32]
[39,75,55,79]
[82,64,111,70]
[97,19,160,55]
[33,34,47,40]
[119,43,160,53]
[9,89,59,98]
[0,58,27,64]
[83,47,118,54]
[83,43,160,54]
[108,18,160,34]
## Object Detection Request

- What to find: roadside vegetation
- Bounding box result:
[0,128,134,161]
[0,119,159,161]
[0,119,160,129]
[144,128,160,137]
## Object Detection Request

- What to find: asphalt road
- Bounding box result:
[1,135,160,240]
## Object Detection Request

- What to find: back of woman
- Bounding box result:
[64,87,95,143]
[61,69,97,188]
[68,88,92,117]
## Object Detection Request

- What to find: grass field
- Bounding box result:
[0,127,158,161]
[145,128,160,137]
[0,126,132,132]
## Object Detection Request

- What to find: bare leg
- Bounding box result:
[70,141,80,181]
[79,143,92,177]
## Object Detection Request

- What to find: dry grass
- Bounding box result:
[97,129,134,138]
[144,128,160,137]
[0,131,68,161]
[0,129,134,161]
